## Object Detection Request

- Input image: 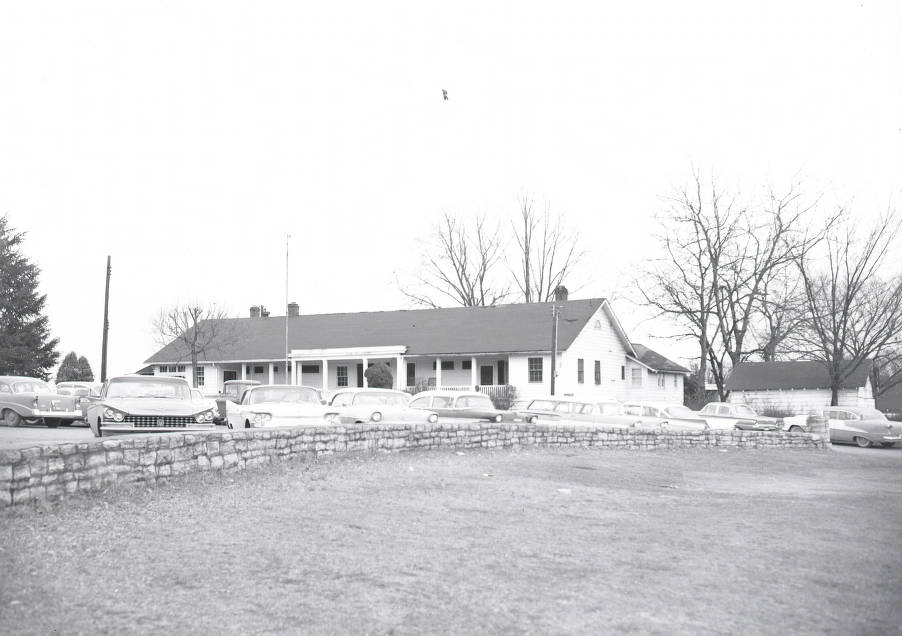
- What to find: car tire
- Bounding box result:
[789,426,804,433]
[855,436,872,448]
[881,442,896,448]
[3,409,22,427]
[45,418,60,428]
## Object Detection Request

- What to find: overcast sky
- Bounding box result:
[2,1,900,378]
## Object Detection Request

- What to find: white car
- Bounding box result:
[226,384,334,429]
[623,402,710,431]
[518,395,664,431]
[191,389,220,420]
[327,388,438,425]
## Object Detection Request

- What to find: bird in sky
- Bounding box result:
[442,89,448,101]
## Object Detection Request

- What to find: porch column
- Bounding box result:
[435,357,442,390]
[322,359,328,391]
[396,355,404,390]
[268,363,274,385]
[292,360,298,385]
[362,357,369,387]
[470,356,477,389]
[241,363,246,381]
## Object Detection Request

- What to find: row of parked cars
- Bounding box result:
[1,374,899,448]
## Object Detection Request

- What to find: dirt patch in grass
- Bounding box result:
[2,447,900,635]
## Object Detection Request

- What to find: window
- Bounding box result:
[528,357,543,383]
[441,361,454,371]
[621,366,625,380]
[631,368,642,387]
[462,360,472,370]
[274,366,279,373]
[301,364,320,374]
[336,366,348,387]
[407,363,416,386]
[195,367,204,387]
[433,396,452,407]
[409,396,431,408]
[594,361,601,385]
[657,374,665,388]
[177,365,185,373]
[254,366,264,374]
[246,365,251,374]
[0,383,10,393]
[331,392,351,407]
[577,359,584,384]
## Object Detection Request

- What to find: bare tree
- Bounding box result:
[510,195,583,303]
[636,173,741,399]
[153,304,236,387]
[636,173,831,400]
[749,266,808,361]
[797,211,902,405]
[399,213,509,308]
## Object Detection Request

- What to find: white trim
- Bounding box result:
[289,345,406,359]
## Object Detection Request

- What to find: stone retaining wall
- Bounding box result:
[0,423,826,507]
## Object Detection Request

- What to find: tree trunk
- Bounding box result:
[191,350,199,388]
[830,385,839,407]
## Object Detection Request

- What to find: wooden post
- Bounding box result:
[100,256,111,382]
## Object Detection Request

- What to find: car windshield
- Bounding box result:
[462,395,494,409]
[665,405,696,418]
[247,387,320,405]
[12,380,50,393]
[353,392,409,407]
[106,378,190,400]
[528,400,560,411]
[223,384,250,398]
[856,408,887,420]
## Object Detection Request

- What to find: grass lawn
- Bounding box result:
[1,446,900,635]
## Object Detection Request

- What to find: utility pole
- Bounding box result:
[100,255,111,382]
[285,233,290,384]
[550,303,559,395]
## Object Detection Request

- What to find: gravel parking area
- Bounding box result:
[1,447,900,634]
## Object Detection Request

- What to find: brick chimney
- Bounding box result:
[249,305,261,318]
[260,306,270,318]
[554,285,569,302]
[287,302,299,317]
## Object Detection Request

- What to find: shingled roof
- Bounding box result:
[725,360,874,391]
[146,298,617,363]
[630,344,690,374]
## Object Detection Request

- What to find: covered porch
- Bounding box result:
[287,346,511,395]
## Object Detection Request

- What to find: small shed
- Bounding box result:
[725,360,875,415]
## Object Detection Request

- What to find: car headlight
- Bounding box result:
[252,412,272,425]
[103,407,126,422]
[370,411,383,423]
[204,410,214,422]
[428,413,438,424]
[494,414,502,423]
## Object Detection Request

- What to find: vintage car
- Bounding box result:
[519,396,663,431]
[85,375,217,437]
[696,402,773,431]
[623,401,711,431]
[327,388,438,424]
[0,375,83,428]
[226,384,334,429]
[823,406,901,448]
[57,381,103,421]
[214,379,262,423]
[191,388,220,417]
[408,390,509,422]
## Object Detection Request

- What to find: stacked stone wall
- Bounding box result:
[0,423,826,507]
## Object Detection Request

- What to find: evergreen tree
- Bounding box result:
[0,215,59,380]
[76,356,94,381]
[56,351,80,382]
[364,362,394,389]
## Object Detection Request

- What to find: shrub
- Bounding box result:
[364,362,394,389]
[490,384,519,410]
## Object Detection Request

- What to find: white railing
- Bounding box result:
[476,385,508,400]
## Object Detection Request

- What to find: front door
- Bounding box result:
[497,360,507,385]
[356,363,364,388]
[480,365,494,386]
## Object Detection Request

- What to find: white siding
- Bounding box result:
[557,305,630,399]
[509,354,552,400]
[728,388,875,415]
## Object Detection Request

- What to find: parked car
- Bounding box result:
[517,396,663,431]
[226,385,334,429]
[409,390,509,422]
[327,388,438,424]
[508,399,541,424]
[85,375,217,437]
[622,402,710,431]
[696,402,772,431]
[214,380,262,423]
[0,376,83,428]
[823,406,902,448]
[57,381,102,421]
